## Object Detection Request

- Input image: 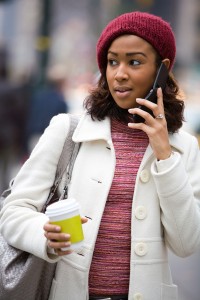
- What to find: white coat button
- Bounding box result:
[134,242,148,256]
[133,293,143,300]
[135,206,147,220]
[139,169,150,183]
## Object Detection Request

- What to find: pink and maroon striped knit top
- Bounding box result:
[89,118,149,296]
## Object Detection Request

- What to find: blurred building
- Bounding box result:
[0,0,40,81]
[0,0,200,90]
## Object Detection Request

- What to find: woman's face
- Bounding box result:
[106,34,158,110]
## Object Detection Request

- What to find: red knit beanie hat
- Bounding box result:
[97,11,176,73]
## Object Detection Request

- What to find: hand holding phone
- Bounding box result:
[132,62,169,123]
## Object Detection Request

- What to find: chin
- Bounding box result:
[113,97,136,109]
[116,102,135,110]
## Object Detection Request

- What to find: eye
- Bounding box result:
[130,60,140,66]
[107,59,118,66]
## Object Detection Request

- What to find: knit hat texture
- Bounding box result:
[97,11,176,72]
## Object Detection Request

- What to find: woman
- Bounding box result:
[1,11,200,300]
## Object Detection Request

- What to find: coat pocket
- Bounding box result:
[161,283,178,300]
[48,255,89,300]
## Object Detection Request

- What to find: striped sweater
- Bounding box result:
[89,118,148,296]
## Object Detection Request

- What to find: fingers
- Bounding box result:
[43,223,64,240]
[44,230,70,243]
[43,222,61,233]
[44,217,88,256]
[55,248,73,256]
[48,238,72,255]
[128,87,165,123]
[81,216,88,224]
[44,221,71,256]
[156,87,164,110]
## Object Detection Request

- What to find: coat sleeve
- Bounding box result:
[151,135,200,257]
[0,113,71,262]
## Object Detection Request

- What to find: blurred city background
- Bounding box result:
[0,0,200,299]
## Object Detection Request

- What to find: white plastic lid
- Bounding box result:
[45,198,79,217]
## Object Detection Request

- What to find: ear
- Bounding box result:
[162,58,170,70]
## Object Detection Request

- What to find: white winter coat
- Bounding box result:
[1,113,200,300]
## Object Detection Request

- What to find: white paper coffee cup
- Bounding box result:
[45,198,84,250]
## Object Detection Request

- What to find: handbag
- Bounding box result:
[0,114,80,300]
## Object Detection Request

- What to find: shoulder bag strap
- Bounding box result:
[44,114,80,209]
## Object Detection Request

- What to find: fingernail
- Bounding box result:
[64,234,70,238]
[55,226,60,231]
[64,242,71,246]
[136,98,143,102]
[61,244,71,251]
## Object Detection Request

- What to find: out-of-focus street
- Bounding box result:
[0,1,200,299]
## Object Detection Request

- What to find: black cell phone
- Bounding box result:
[132,62,169,123]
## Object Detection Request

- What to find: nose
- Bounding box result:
[114,64,129,81]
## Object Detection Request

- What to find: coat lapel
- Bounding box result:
[72,113,111,143]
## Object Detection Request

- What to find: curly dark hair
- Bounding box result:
[84,57,185,133]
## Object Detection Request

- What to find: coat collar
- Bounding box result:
[73,112,185,156]
[73,112,112,143]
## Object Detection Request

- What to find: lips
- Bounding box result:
[114,86,132,92]
[114,86,132,98]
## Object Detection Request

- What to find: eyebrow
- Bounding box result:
[107,50,147,58]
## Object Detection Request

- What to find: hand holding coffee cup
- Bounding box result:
[44,199,87,255]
